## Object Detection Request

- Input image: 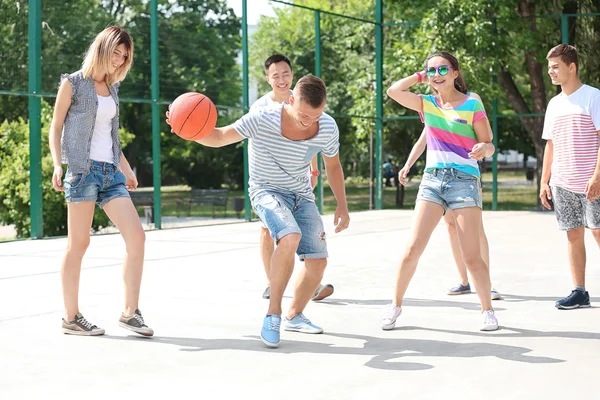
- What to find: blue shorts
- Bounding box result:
[252,190,327,261]
[417,168,482,213]
[65,161,130,208]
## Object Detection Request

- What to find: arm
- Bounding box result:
[540,140,553,209]
[310,155,319,189]
[386,73,424,113]
[398,131,426,186]
[323,153,350,233]
[585,134,600,201]
[194,125,245,148]
[119,153,138,190]
[49,79,73,191]
[468,105,495,160]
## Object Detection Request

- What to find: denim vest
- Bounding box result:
[60,70,122,174]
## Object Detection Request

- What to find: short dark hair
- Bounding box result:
[295,74,327,108]
[546,44,579,73]
[264,54,292,74]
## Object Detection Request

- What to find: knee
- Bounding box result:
[403,242,424,263]
[445,218,457,236]
[306,258,327,274]
[462,253,484,271]
[567,228,585,243]
[277,233,301,250]
[125,229,146,253]
[591,229,600,241]
[67,236,90,256]
[261,228,274,243]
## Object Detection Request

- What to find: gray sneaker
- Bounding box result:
[118,309,154,336]
[312,283,334,301]
[262,286,271,300]
[62,313,105,336]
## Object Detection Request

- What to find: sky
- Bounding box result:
[226,0,281,25]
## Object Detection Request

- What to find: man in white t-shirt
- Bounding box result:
[540,44,600,310]
[252,54,334,303]
[171,74,350,348]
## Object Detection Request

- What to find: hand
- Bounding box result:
[165,104,173,131]
[585,174,600,201]
[398,165,411,186]
[468,143,487,161]
[52,165,65,192]
[540,183,552,210]
[123,169,138,191]
[333,205,350,233]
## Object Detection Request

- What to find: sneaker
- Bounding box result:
[312,283,334,301]
[261,314,281,348]
[481,309,499,331]
[448,283,471,295]
[62,313,105,336]
[262,286,271,300]
[283,313,323,334]
[555,290,591,310]
[118,309,154,336]
[491,289,502,300]
[380,304,402,330]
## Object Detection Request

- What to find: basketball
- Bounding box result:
[168,92,218,141]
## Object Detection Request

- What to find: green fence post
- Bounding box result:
[561,14,569,44]
[150,0,162,228]
[28,0,43,238]
[242,0,251,221]
[375,0,383,209]
[314,10,323,214]
[491,98,498,211]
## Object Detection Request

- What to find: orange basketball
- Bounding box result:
[168,92,218,141]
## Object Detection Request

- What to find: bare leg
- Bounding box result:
[394,201,445,306]
[260,227,275,285]
[444,211,468,285]
[62,202,95,321]
[566,227,586,287]
[267,233,301,316]
[590,228,600,249]
[288,258,326,318]
[103,197,146,315]
[452,207,492,310]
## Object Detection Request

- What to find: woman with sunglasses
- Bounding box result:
[381,51,498,331]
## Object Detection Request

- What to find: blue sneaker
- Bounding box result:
[448,283,471,295]
[261,315,281,348]
[283,313,323,334]
[555,290,591,310]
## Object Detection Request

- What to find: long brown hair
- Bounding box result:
[81,26,133,86]
[425,51,468,94]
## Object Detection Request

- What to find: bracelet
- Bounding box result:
[415,71,423,83]
[311,170,320,177]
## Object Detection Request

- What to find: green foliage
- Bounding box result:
[0,101,134,238]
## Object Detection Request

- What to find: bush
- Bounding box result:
[0,101,134,238]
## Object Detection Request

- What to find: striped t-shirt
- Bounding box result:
[419,94,487,178]
[542,84,600,194]
[234,104,340,201]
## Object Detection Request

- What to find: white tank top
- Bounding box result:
[89,94,116,163]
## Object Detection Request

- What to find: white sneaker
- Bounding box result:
[283,313,323,334]
[380,304,402,330]
[481,309,499,331]
[491,289,502,300]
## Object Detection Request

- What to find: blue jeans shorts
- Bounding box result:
[417,168,482,213]
[64,161,130,208]
[252,190,327,261]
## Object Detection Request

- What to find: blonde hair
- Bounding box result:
[81,26,133,86]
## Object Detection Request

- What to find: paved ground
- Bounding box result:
[1,210,599,399]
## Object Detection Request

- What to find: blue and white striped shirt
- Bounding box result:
[234,104,340,201]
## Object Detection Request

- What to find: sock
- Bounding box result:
[574,285,586,292]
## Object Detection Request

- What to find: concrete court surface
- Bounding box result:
[0,210,599,400]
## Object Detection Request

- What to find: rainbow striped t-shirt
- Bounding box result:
[419,94,487,178]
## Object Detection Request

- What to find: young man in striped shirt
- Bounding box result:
[540,44,600,310]
[191,74,350,347]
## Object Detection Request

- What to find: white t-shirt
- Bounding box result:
[250,91,291,111]
[233,104,339,201]
[542,84,600,193]
[89,94,116,163]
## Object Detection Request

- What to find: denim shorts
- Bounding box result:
[64,161,130,208]
[252,190,327,261]
[551,186,600,231]
[417,168,482,213]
